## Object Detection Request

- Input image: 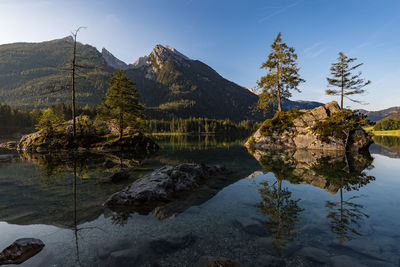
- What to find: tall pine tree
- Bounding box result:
[97,70,144,139]
[257,32,304,114]
[326,52,371,110]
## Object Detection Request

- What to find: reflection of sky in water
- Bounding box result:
[0,140,399,266]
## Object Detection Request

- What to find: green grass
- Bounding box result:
[371,130,400,136]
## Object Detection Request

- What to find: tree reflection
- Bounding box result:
[249,148,376,247]
[311,153,375,244]
[258,179,303,255]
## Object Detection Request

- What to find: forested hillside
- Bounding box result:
[0,37,323,122]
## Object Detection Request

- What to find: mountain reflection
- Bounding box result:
[249,148,375,248]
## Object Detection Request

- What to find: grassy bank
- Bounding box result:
[363,126,400,136]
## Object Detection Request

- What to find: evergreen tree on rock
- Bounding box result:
[97,70,144,139]
[326,52,371,110]
[257,32,305,114]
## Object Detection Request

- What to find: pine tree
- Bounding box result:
[257,32,305,113]
[97,70,144,139]
[326,52,371,110]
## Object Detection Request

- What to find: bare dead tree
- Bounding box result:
[70,27,87,137]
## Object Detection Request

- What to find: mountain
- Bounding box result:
[0,37,112,107]
[359,106,400,121]
[0,37,323,121]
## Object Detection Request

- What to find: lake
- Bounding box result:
[0,135,399,266]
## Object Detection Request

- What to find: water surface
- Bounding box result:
[0,135,399,266]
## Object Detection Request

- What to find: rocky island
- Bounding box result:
[245,101,372,152]
[15,118,159,154]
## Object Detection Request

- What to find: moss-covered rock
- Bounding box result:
[245,101,371,152]
[17,120,159,154]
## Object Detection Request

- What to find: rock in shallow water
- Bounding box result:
[104,163,226,207]
[0,238,45,265]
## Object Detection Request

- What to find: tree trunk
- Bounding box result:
[72,36,77,137]
[277,63,282,112]
[277,89,282,112]
[119,112,123,140]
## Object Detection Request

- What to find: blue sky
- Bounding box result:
[0,0,399,111]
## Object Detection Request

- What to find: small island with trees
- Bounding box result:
[247,33,372,152]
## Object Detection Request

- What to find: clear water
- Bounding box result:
[0,135,399,266]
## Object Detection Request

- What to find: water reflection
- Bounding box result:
[258,180,303,255]
[371,135,400,158]
[249,148,376,249]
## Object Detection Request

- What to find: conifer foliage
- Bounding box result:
[257,32,305,113]
[97,70,144,139]
[326,52,371,110]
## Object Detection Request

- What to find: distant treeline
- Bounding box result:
[145,118,259,135]
[0,104,34,135]
[0,103,97,135]
[0,103,259,136]
[374,118,400,131]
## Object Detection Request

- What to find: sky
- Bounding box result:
[0,0,399,111]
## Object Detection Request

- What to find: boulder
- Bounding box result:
[104,163,225,207]
[0,238,45,265]
[245,101,372,152]
[194,256,242,267]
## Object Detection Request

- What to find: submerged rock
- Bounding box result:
[245,101,371,152]
[0,238,45,265]
[194,256,242,267]
[296,246,330,264]
[329,255,367,267]
[107,169,130,183]
[104,163,226,207]
[149,232,196,254]
[233,217,269,236]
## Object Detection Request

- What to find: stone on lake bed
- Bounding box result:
[233,217,269,236]
[108,169,130,183]
[329,255,367,267]
[296,246,330,263]
[255,255,285,267]
[194,256,242,267]
[149,232,196,254]
[0,238,45,265]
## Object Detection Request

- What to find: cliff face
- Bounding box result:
[245,101,372,152]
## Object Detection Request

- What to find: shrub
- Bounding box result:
[259,109,303,136]
[311,110,369,142]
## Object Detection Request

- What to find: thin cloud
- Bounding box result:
[303,42,327,58]
[259,0,303,22]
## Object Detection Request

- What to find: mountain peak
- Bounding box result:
[101,48,128,70]
[150,44,190,63]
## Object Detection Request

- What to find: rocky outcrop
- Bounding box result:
[245,101,372,152]
[16,119,158,153]
[104,163,225,207]
[0,238,44,265]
